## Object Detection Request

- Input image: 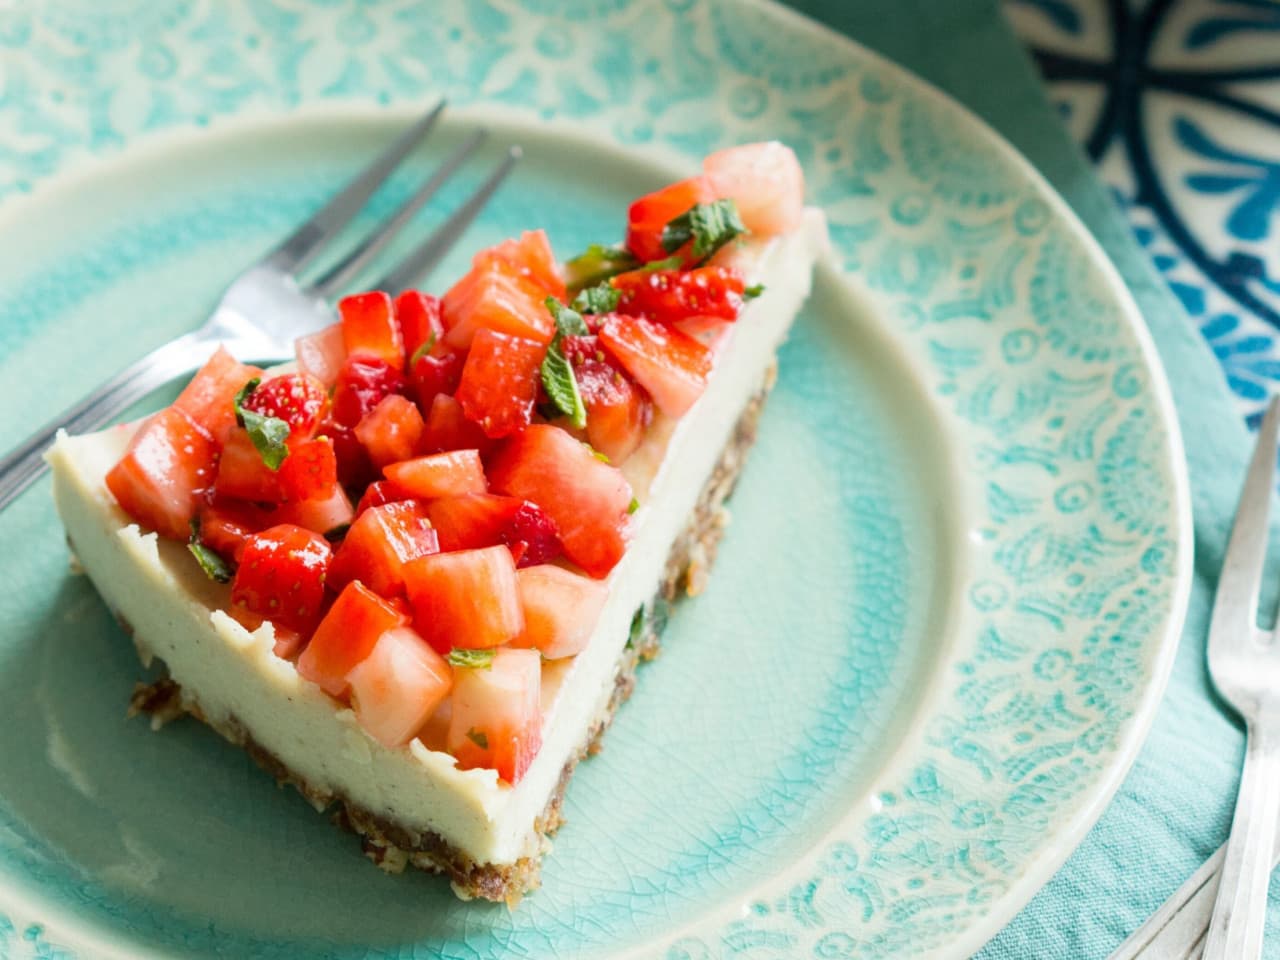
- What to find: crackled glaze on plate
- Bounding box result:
[0,1,1190,958]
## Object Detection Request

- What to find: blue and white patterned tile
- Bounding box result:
[1006,0,1280,427]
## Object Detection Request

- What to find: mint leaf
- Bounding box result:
[564,243,640,292]
[447,648,495,669]
[466,728,489,749]
[541,338,587,430]
[661,199,747,261]
[545,297,589,338]
[409,332,437,367]
[628,496,639,514]
[744,283,765,300]
[187,519,231,584]
[234,378,291,472]
[642,254,685,273]
[571,283,620,315]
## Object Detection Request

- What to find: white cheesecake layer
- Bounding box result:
[47,210,828,868]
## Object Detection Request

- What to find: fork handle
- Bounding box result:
[0,333,209,513]
[1203,720,1280,960]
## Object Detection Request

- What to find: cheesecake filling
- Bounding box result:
[46,210,828,867]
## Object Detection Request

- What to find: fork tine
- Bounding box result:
[309,129,490,299]
[264,99,447,276]
[1212,396,1280,641]
[373,146,522,293]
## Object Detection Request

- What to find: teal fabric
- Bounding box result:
[785,0,1271,956]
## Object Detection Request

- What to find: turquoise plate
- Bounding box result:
[0,2,1191,958]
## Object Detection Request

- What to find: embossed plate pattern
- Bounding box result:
[0,1,1191,958]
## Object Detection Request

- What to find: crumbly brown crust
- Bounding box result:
[123,370,774,904]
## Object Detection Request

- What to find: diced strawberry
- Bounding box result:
[420,393,497,457]
[197,498,270,565]
[441,264,556,350]
[354,395,425,469]
[297,581,407,698]
[473,230,567,301]
[611,266,746,325]
[625,175,715,263]
[173,347,264,445]
[331,356,407,428]
[339,290,404,369]
[425,493,562,566]
[410,345,465,410]
[598,314,712,418]
[394,290,444,365]
[564,337,653,465]
[214,427,283,503]
[242,373,329,440]
[488,424,632,578]
[294,322,347,388]
[277,436,337,502]
[106,408,218,541]
[703,140,805,237]
[320,415,376,491]
[354,479,413,517]
[446,648,542,784]
[227,605,305,660]
[403,545,525,653]
[274,483,355,536]
[510,564,608,660]
[346,625,453,748]
[230,524,332,634]
[455,329,545,439]
[384,449,487,500]
[327,501,440,597]
[673,314,733,346]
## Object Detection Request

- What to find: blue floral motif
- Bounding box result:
[1178,116,1280,244]
[1183,0,1280,50]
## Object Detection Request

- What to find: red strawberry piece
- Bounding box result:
[393,290,444,365]
[354,394,425,469]
[106,408,218,541]
[598,314,712,418]
[383,449,487,500]
[230,524,332,634]
[611,265,746,325]
[455,329,545,439]
[420,393,497,457]
[331,356,408,428]
[339,290,405,369]
[294,322,347,388]
[446,647,542,784]
[403,545,525,653]
[440,262,556,350]
[354,479,414,517]
[242,372,329,440]
[214,427,283,503]
[277,436,338,502]
[173,346,264,445]
[410,345,465,411]
[327,500,440,597]
[297,580,408,698]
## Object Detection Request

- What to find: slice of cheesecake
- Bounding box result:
[46,142,828,903]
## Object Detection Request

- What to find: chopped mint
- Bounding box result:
[564,243,640,292]
[591,448,610,463]
[628,496,639,514]
[642,254,685,273]
[661,199,747,262]
[234,377,291,471]
[409,332,437,367]
[744,283,765,299]
[627,607,645,650]
[571,282,621,315]
[540,298,588,430]
[447,648,495,670]
[466,728,489,750]
[187,519,231,584]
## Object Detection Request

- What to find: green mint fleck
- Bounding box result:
[627,606,645,650]
[591,448,610,463]
[628,496,639,514]
[187,518,231,584]
[564,243,640,292]
[744,283,765,299]
[660,199,747,261]
[540,298,588,430]
[466,728,489,750]
[642,254,685,273]
[409,332,438,367]
[234,378,291,471]
[447,648,495,670]
[571,283,620,316]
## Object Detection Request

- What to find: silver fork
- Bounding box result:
[0,100,519,513]
[1200,395,1280,960]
